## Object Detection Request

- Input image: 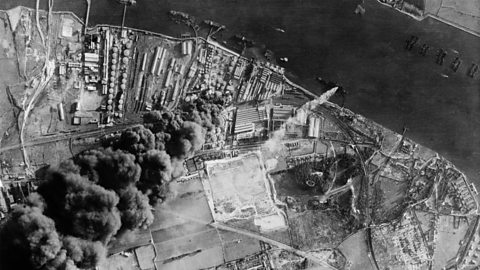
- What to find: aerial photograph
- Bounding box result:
[0,0,479,269]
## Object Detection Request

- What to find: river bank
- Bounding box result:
[1,0,479,188]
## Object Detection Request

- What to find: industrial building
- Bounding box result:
[234,107,268,138]
[181,40,192,55]
[270,104,295,131]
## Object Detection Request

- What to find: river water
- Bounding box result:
[2,0,480,188]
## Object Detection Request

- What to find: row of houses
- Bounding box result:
[450,175,478,215]
[391,211,431,268]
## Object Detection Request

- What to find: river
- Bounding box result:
[2,0,480,188]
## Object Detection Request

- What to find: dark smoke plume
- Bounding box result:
[138,149,173,204]
[167,121,205,159]
[112,126,156,155]
[0,203,61,269]
[76,148,141,190]
[37,170,121,243]
[0,92,221,269]
[116,186,154,229]
[62,236,106,269]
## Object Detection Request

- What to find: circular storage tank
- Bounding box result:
[121,78,127,84]
[125,42,132,49]
[107,99,113,105]
[108,88,114,94]
[110,76,115,82]
[120,84,126,90]
[118,104,123,110]
[108,94,114,99]
[113,47,118,53]
[107,105,113,111]
[124,50,130,56]
[119,99,124,105]
[122,57,129,64]
[112,52,118,59]
[118,113,123,118]
[111,65,116,71]
[109,82,114,88]
[112,59,117,64]
[110,70,116,76]
[122,72,127,78]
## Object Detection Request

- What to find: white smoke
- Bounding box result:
[264,87,338,152]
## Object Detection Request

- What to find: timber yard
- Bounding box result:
[0,1,480,270]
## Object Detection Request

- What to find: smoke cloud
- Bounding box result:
[1,93,220,269]
[37,170,121,243]
[0,203,62,269]
[265,87,338,152]
[77,148,141,190]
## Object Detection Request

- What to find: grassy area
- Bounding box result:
[289,209,355,250]
[372,177,409,223]
[0,12,21,149]
[432,215,470,269]
[338,230,376,270]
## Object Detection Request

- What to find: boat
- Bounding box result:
[280,57,288,62]
[273,27,286,33]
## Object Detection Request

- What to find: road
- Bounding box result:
[365,227,381,270]
[312,104,380,270]
[210,222,339,270]
[315,178,354,203]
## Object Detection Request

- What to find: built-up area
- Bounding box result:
[0,5,479,270]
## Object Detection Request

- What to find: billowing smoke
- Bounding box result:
[76,149,154,230]
[167,121,205,159]
[116,186,154,229]
[37,169,121,243]
[115,126,156,155]
[0,201,62,269]
[138,149,173,204]
[179,96,224,130]
[62,236,106,269]
[0,193,107,270]
[143,109,206,175]
[1,93,221,269]
[77,148,141,190]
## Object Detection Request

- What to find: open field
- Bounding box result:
[110,175,267,269]
[432,215,471,269]
[99,253,139,270]
[0,11,21,149]
[425,0,480,34]
[289,209,355,250]
[372,176,410,223]
[203,152,285,231]
[338,229,375,270]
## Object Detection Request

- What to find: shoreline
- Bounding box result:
[374,0,480,38]
[1,5,478,206]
